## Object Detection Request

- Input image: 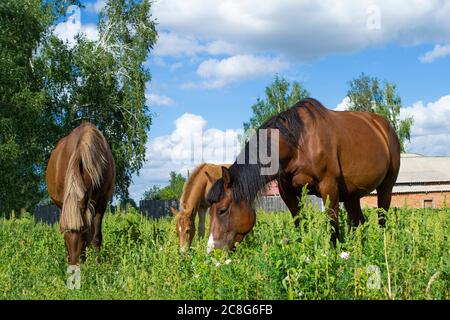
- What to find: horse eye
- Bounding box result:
[218,207,228,215]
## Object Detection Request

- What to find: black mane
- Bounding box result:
[207,98,325,205]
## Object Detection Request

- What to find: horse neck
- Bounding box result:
[180,170,208,215]
[231,163,278,205]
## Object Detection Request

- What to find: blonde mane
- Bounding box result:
[180,163,208,205]
[60,123,108,231]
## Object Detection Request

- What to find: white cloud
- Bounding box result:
[205,40,239,56]
[401,95,450,155]
[333,95,450,155]
[153,0,450,61]
[129,113,242,201]
[169,62,183,72]
[419,44,450,63]
[334,96,352,111]
[404,134,450,157]
[154,32,239,57]
[154,32,202,57]
[84,0,106,14]
[53,6,98,46]
[401,95,450,137]
[187,54,288,88]
[146,93,174,106]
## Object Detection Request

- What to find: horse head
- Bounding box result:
[205,167,256,253]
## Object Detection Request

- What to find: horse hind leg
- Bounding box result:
[344,198,365,229]
[376,180,395,227]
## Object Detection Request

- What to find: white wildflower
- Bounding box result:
[225,259,232,265]
[215,262,221,267]
[340,251,350,260]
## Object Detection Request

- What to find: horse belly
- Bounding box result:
[336,117,391,197]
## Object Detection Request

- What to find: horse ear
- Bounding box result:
[222,166,232,188]
[170,207,179,216]
[204,171,216,185]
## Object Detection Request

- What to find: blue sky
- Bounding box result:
[55,0,450,201]
[148,43,450,136]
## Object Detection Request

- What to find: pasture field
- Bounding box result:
[0,201,448,300]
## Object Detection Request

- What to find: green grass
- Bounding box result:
[0,202,448,300]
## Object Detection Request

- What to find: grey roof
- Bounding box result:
[368,154,450,195]
[397,154,450,183]
[392,184,450,194]
[370,183,450,195]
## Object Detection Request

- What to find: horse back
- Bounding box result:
[46,123,115,209]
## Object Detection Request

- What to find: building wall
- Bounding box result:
[360,191,450,209]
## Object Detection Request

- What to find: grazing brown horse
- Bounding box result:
[206,98,400,253]
[46,122,115,266]
[171,163,231,252]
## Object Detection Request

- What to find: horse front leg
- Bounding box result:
[279,187,301,228]
[92,201,107,251]
[197,207,207,239]
[319,181,340,245]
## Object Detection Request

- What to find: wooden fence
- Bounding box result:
[34,204,61,224]
[34,196,323,224]
[255,195,323,212]
[139,199,180,219]
[255,196,289,211]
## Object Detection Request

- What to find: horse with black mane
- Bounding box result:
[205,98,400,253]
[46,122,115,266]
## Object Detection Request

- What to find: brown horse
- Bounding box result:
[171,163,231,252]
[46,122,115,266]
[206,98,400,253]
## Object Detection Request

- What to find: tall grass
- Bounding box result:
[0,202,448,299]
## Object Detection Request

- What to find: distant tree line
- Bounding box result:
[142,172,186,201]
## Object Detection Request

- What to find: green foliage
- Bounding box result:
[0,0,79,215]
[347,73,414,152]
[0,206,448,299]
[0,0,157,213]
[117,197,138,210]
[142,171,186,201]
[142,185,163,201]
[242,75,310,142]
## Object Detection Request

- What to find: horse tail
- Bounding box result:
[60,127,107,231]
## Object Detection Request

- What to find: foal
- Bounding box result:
[171,163,231,251]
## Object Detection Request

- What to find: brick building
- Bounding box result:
[360,153,450,209]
